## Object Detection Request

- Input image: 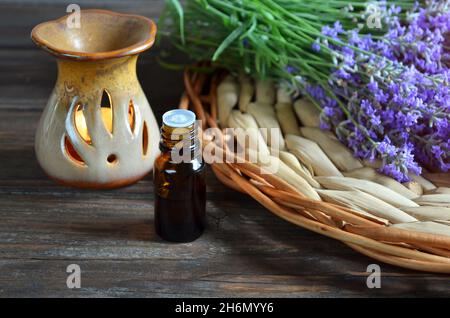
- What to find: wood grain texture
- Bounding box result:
[0,0,449,298]
[0,0,166,48]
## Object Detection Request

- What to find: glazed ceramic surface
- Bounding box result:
[31,10,159,188]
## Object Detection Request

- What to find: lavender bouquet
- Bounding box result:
[161,0,450,182]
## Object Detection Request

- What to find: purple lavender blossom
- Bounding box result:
[304,1,450,181]
[312,41,321,52]
[286,65,297,74]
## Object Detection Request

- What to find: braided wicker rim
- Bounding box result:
[180,68,450,274]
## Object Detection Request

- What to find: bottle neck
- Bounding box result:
[160,122,201,162]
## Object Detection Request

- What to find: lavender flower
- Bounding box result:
[305,1,450,181]
[312,41,321,52]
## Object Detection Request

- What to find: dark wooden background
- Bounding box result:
[0,0,449,297]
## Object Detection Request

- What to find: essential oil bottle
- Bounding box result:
[154,109,206,242]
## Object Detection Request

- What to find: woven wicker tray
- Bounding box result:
[179,68,450,274]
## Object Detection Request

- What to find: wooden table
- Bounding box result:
[0,0,449,298]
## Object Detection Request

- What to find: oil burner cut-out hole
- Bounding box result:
[64,135,85,165]
[128,99,135,133]
[74,103,92,144]
[107,154,117,164]
[142,121,149,156]
[100,89,113,134]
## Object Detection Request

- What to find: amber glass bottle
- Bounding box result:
[154,109,206,242]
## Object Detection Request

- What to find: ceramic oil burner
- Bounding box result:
[31,10,160,188]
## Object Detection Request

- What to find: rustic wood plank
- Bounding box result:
[1,176,450,298]
[0,0,166,48]
[1,258,449,298]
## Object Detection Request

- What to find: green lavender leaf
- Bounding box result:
[167,0,185,45]
[212,21,247,61]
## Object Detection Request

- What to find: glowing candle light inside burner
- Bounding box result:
[74,107,113,143]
